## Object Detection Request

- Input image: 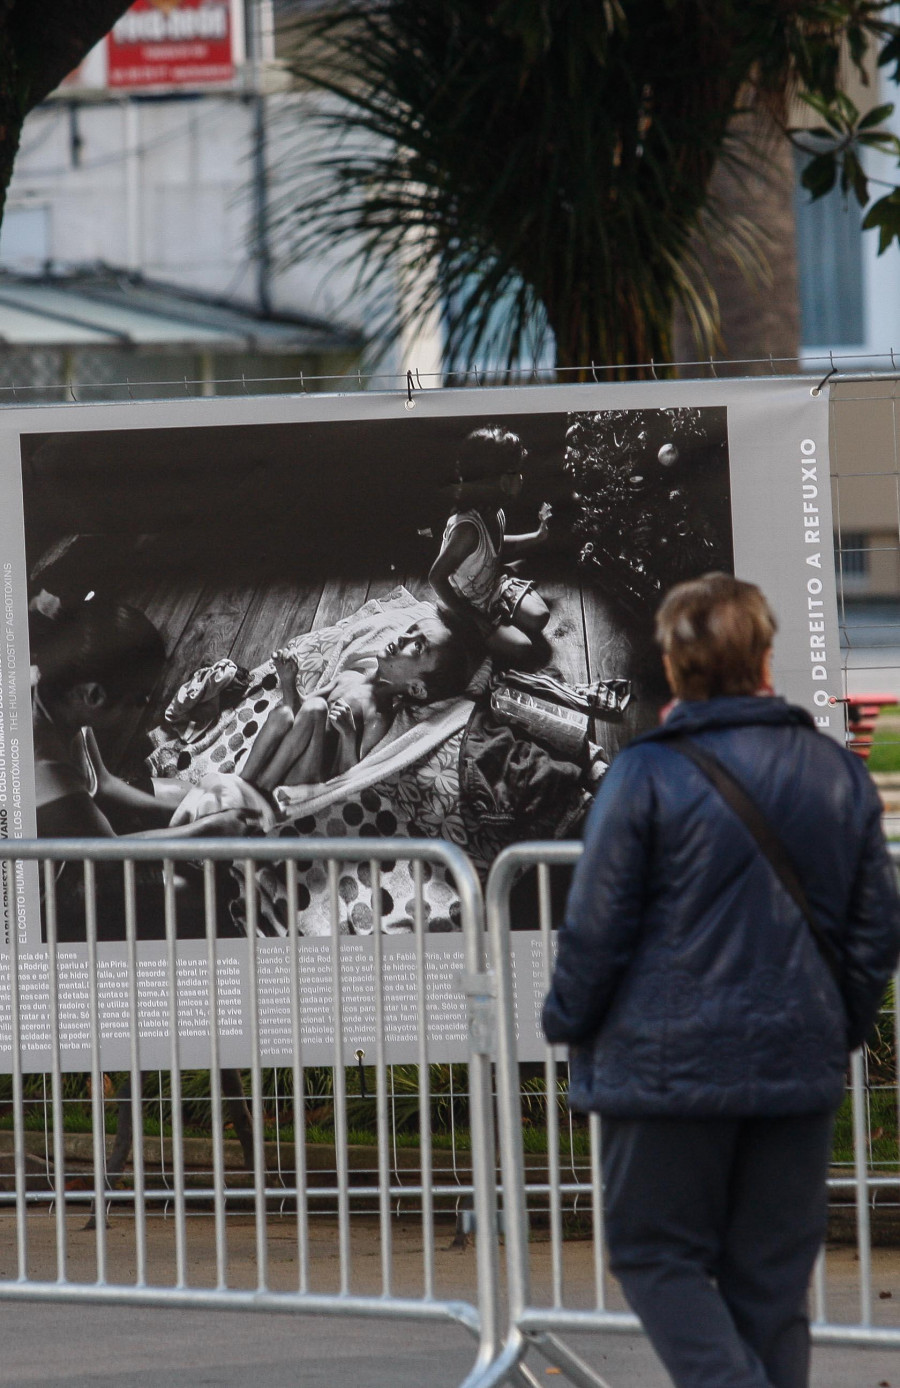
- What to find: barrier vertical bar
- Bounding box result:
[243,858,268,1293]
[8,852,27,1282]
[812,1248,827,1325]
[851,1049,873,1325]
[371,860,393,1295]
[43,861,67,1283]
[456,845,504,1388]
[203,860,227,1290]
[894,967,900,1201]
[84,859,107,1283]
[285,860,309,1293]
[329,859,351,1295]
[486,849,533,1347]
[539,863,564,1308]
[588,1113,605,1310]
[413,860,435,1299]
[164,858,188,1290]
[123,860,147,1287]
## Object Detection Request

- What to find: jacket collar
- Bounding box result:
[635,695,817,745]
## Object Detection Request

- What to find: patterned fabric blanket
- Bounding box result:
[148,588,477,935]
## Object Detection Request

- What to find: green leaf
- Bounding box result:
[856,130,900,157]
[799,91,840,127]
[841,151,868,206]
[801,153,838,198]
[857,102,895,131]
[862,192,900,255]
[878,33,900,81]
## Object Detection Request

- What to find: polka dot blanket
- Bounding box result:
[147,588,477,935]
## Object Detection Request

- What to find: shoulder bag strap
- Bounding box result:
[667,736,844,992]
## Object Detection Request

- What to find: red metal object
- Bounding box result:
[845,692,897,760]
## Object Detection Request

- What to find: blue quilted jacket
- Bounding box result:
[542,696,900,1117]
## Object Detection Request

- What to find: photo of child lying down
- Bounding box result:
[162,599,482,830]
[150,587,618,937]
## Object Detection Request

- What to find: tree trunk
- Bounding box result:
[673,114,800,371]
[0,1,134,230]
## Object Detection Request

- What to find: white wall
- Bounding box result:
[2,90,444,378]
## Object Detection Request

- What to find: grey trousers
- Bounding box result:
[601,1113,834,1388]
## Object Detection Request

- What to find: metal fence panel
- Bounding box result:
[481,840,900,1388]
[0,836,502,1388]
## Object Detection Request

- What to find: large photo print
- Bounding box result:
[22,405,732,943]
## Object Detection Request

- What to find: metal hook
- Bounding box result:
[650,358,658,381]
[405,369,416,410]
[68,382,77,402]
[769,354,776,376]
[299,370,305,392]
[241,373,247,394]
[708,356,718,378]
[415,368,423,391]
[811,365,838,397]
[126,376,134,400]
[183,376,190,397]
[891,348,898,372]
[591,361,601,384]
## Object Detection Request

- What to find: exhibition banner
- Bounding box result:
[0,378,837,1068]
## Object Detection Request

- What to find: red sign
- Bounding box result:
[107,0,235,90]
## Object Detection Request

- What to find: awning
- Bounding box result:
[0,265,361,354]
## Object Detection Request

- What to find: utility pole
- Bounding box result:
[248,0,275,317]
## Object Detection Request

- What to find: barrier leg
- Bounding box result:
[530,1332,613,1388]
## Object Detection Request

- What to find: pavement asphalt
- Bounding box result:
[0,1213,896,1386]
[0,1301,897,1386]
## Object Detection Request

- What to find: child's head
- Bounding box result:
[452,426,527,500]
[34,598,166,726]
[377,615,478,703]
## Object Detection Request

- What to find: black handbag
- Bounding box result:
[667,736,844,994]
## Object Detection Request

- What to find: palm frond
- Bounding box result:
[269,0,897,372]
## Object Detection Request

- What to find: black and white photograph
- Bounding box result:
[21,404,732,939]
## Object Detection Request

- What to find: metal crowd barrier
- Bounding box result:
[0,838,503,1388]
[478,841,900,1388]
[2,834,899,1388]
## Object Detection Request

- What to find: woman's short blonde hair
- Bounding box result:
[655,573,777,701]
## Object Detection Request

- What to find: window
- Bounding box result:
[837,531,869,586]
[0,205,50,270]
[794,152,865,348]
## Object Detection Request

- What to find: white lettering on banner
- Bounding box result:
[113,7,228,45]
[799,442,832,727]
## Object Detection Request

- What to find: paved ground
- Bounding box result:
[0,1213,897,1385]
[0,1301,897,1386]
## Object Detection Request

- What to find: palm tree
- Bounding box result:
[273,0,900,375]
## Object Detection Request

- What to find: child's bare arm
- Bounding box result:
[273,649,337,713]
[85,726,185,827]
[501,502,552,557]
[328,696,391,773]
[328,699,360,774]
